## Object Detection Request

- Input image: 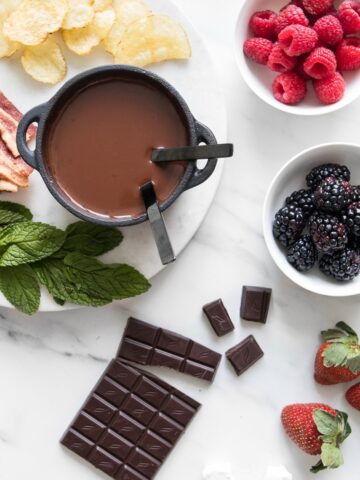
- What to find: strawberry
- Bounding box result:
[314,321,360,385]
[346,382,360,411]
[281,403,351,473]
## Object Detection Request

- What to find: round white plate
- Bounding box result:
[0,0,227,312]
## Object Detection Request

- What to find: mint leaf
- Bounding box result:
[0,264,40,314]
[0,201,33,225]
[320,443,343,469]
[32,258,111,307]
[0,222,65,266]
[55,221,123,257]
[313,409,339,436]
[64,252,150,300]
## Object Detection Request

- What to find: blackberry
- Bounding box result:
[306,163,351,189]
[319,248,360,281]
[341,202,360,238]
[285,189,316,217]
[273,205,306,247]
[351,186,360,203]
[287,235,317,272]
[348,234,360,252]
[309,212,348,254]
[314,176,351,213]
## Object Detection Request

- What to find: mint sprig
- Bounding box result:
[0,201,150,314]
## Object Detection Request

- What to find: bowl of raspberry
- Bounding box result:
[235,0,360,115]
[263,143,360,296]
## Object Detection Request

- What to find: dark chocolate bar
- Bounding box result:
[203,299,234,337]
[61,359,200,480]
[240,286,272,324]
[117,317,222,382]
[226,335,264,376]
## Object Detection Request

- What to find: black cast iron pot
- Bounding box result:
[17,65,219,227]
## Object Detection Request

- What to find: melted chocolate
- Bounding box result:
[45,77,189,218]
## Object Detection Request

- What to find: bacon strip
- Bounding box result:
[0,139,29,188]
[0,180,18,192]
[0,91,36,192]
[0,91,37,139]
[0,108,19,157]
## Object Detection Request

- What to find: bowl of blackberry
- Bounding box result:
[263,143,360,296]
[235,0,360,115]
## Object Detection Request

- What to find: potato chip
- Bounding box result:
[103,0,150,56]
[114,14,191,67]
[62,0,94,30]
[91,0,113,12]
[3,0,68,46]
[0,0,22,58]
[63,8,115,55]
[21,36,67,84]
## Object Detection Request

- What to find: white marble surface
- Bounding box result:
[0,1,360,479]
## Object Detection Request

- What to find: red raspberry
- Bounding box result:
[313,72,346,104]
[336,37,360,70]
[272,72,307,104]
[243,37,273,64]
[274,5,309,35]
[281,0,305,10]
[249,10,277,40]
[279,25,318,56]
[338,0,360,34]
[303,47,337,78]
[302,0,334,15]
[294,55,313,79]
[267,43,297,72]
[313,15,344,45]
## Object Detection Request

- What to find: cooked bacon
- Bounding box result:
[0,91,36,192]
[0,139,29,188]
[0,91,37,139]
[0,107,19,157]
[0,179,18,192]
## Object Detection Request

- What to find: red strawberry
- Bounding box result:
[346,382,360,411]
[314,321,360,385]
[281,403,351,473]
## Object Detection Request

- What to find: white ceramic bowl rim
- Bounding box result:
[263,142,360,297]
[234,0,360,116]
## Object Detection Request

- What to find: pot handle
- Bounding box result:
[185,121,218,190]
[17,104,46,170]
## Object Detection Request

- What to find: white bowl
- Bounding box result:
[234,0,360,115]
[263,143,360,296]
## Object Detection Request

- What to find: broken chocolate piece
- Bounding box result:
[61,359,200,479]
[203,299,234,337]
[117,317,222,382]
[240,286,272,324]
[226,335,264,376]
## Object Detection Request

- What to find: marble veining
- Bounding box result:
[0,0,359,479]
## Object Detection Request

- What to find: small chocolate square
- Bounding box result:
[203,299,234,337]
[226,335,264,376]
[240,286,272,324]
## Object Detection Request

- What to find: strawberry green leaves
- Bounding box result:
[0,202,150,314]
[311,409,352,474]
[321,322,360,374]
